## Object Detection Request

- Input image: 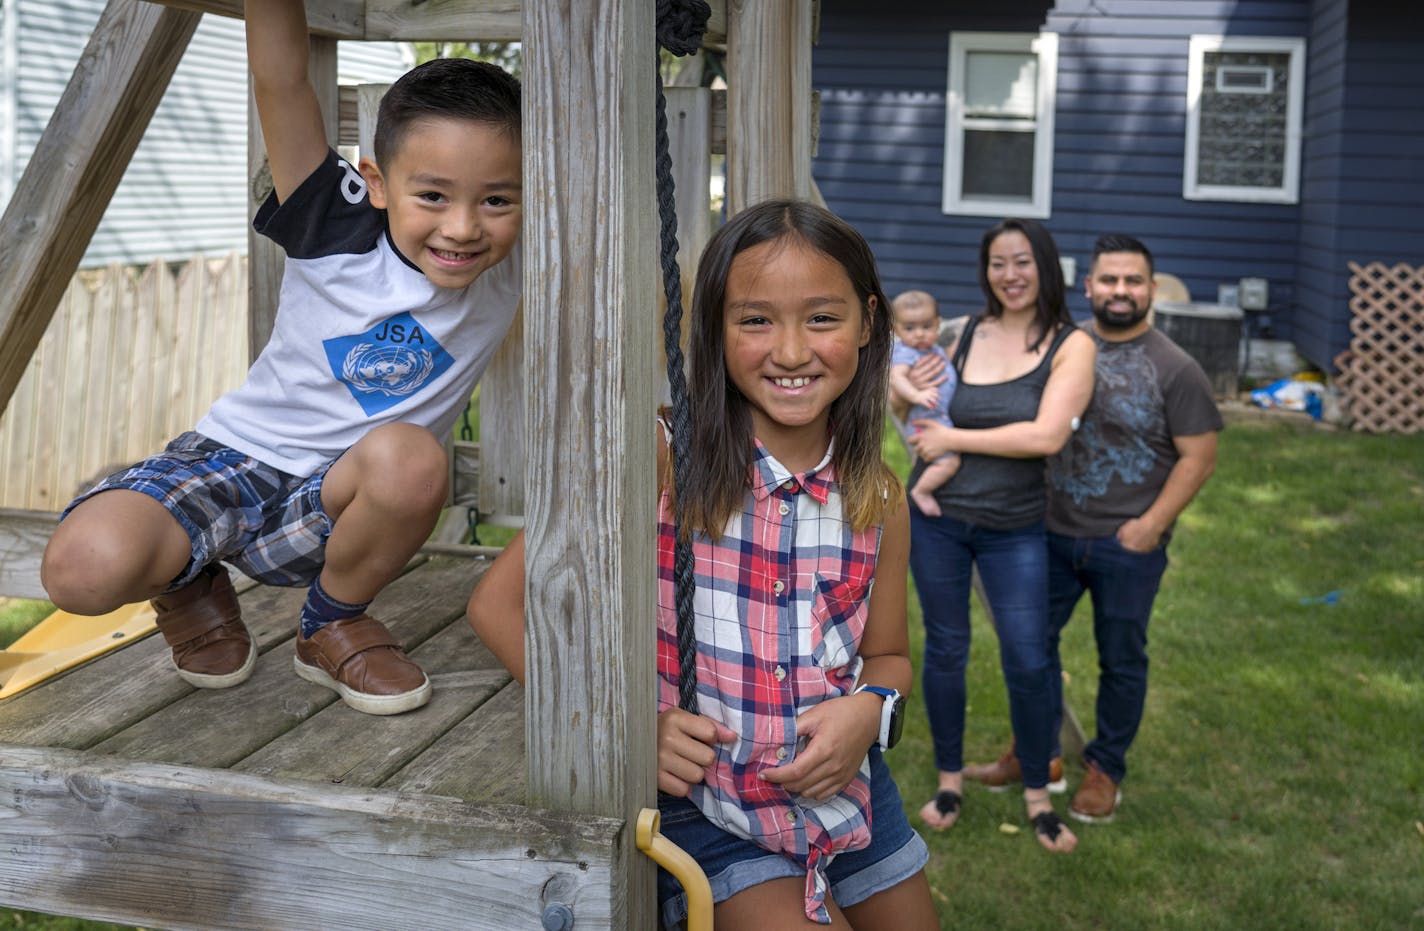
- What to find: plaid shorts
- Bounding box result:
[64,432,336,590]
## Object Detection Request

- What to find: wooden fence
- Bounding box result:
[0,254,249,510]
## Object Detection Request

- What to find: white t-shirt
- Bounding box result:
[198,151,521,476]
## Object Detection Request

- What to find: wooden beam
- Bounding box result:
[364,0,727,43]
[522,0,658,928]
[724,0,815,213]
[0,744,621,930]
[0,0,198,415]
[143,0,364,39]
[0,509,58,601]
[247,36,340,359]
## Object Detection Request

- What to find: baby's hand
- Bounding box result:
[657,708,736,797]
[914,386,941,409]
[758,695,879,801]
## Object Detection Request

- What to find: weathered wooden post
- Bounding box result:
[725,0,816,213]
[523,1,660,927]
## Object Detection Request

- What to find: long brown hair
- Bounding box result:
[677,200,901,538]
[977,217,1072,352]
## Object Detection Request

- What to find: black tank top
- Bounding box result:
[911,315,1076,530]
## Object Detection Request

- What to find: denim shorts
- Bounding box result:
[655,748,929,928]
[63,432,335,590]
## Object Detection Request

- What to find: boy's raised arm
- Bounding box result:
[246,0,331,203]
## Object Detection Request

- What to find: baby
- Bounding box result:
[889,290,959,517]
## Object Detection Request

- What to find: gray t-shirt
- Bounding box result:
[1046,326,1223,539]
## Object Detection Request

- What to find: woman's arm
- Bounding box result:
[909,328,1096,460]
[759,501,913,800]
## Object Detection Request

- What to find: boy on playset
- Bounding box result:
[41,0,523,716]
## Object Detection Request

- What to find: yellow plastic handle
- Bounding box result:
[635,808,713,931]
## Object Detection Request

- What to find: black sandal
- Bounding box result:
[933,790,961,818]
[1031,810,1065,843]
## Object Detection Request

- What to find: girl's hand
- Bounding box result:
[907,420,957,460]
[759,693,880,801]
[657,708,736,797]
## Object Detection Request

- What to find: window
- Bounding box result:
[1185,35,1306,204]
[942,32,1059,219]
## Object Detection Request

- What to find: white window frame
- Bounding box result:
[1184,35,1306,204]
[942,31,1059,220]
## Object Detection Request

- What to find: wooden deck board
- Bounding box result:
[0,582,304,749]
[0,550,528,793]
[234,622,514,787]
[0,745,620,931]
[389,678,527,803]
[0,550,616,929]
[84,554,487,774]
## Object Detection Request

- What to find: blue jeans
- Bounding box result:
[908,509,1057,788]
[1047,531,1169,784]
[654,748,929,929]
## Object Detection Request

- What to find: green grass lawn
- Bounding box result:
[2,414,1420,929]
[885,414,1424,930]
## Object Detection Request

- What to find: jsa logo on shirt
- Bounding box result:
[322,312,454,415]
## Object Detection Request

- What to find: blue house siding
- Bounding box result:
[1294,0,1349,368]
[1291,1,1424,368]
[813,0,1338,362]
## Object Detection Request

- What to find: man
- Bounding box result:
[1045,234,1222,823]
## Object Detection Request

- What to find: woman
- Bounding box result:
[903,218,1095,853]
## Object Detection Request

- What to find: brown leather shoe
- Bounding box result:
[1069,761,1121,823]
[966,745,1067,794]
[293,614,431,715]
[152,563,256,689]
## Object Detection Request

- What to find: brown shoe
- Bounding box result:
[293,614,431,715]
[1069,761,1122,823]
[152,564,256,689]
[967,746,1067,794]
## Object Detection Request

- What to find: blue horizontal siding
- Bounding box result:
[814,0,1424,374]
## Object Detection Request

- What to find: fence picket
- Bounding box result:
[0,255,249,510]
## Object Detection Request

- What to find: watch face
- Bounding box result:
[887,695,906,749]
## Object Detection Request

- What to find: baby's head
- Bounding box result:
[359,59,523,289]
[891,290,939,350]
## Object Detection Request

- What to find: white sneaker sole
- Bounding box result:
[293,656,432,715]
[175,641,257,689]
[1069,790,1122,824]
[986,776,1068,795]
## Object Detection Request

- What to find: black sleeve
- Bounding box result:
[253,149,385,259]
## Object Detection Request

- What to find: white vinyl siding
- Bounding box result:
[2,1,409,267]
[1184,35,1306,204]
[942,31,1058,219]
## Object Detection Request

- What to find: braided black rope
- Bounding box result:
[655,0,710,714]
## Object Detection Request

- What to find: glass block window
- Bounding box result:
[943,33,1058,219]
[1185,36,1306,203]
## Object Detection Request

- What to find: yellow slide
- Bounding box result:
[0,602,157,700]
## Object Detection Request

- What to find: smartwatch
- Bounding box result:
[855,685,906,750]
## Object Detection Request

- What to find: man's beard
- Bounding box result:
[1092,297,1149,331]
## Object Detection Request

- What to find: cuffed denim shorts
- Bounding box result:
[655,747,929,928]
[63,431,335,590]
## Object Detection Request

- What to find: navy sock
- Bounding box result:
[300,577,369,639]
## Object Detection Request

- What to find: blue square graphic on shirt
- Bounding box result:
[323,312,454,417]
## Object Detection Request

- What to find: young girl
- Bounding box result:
[468,201,938,929]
